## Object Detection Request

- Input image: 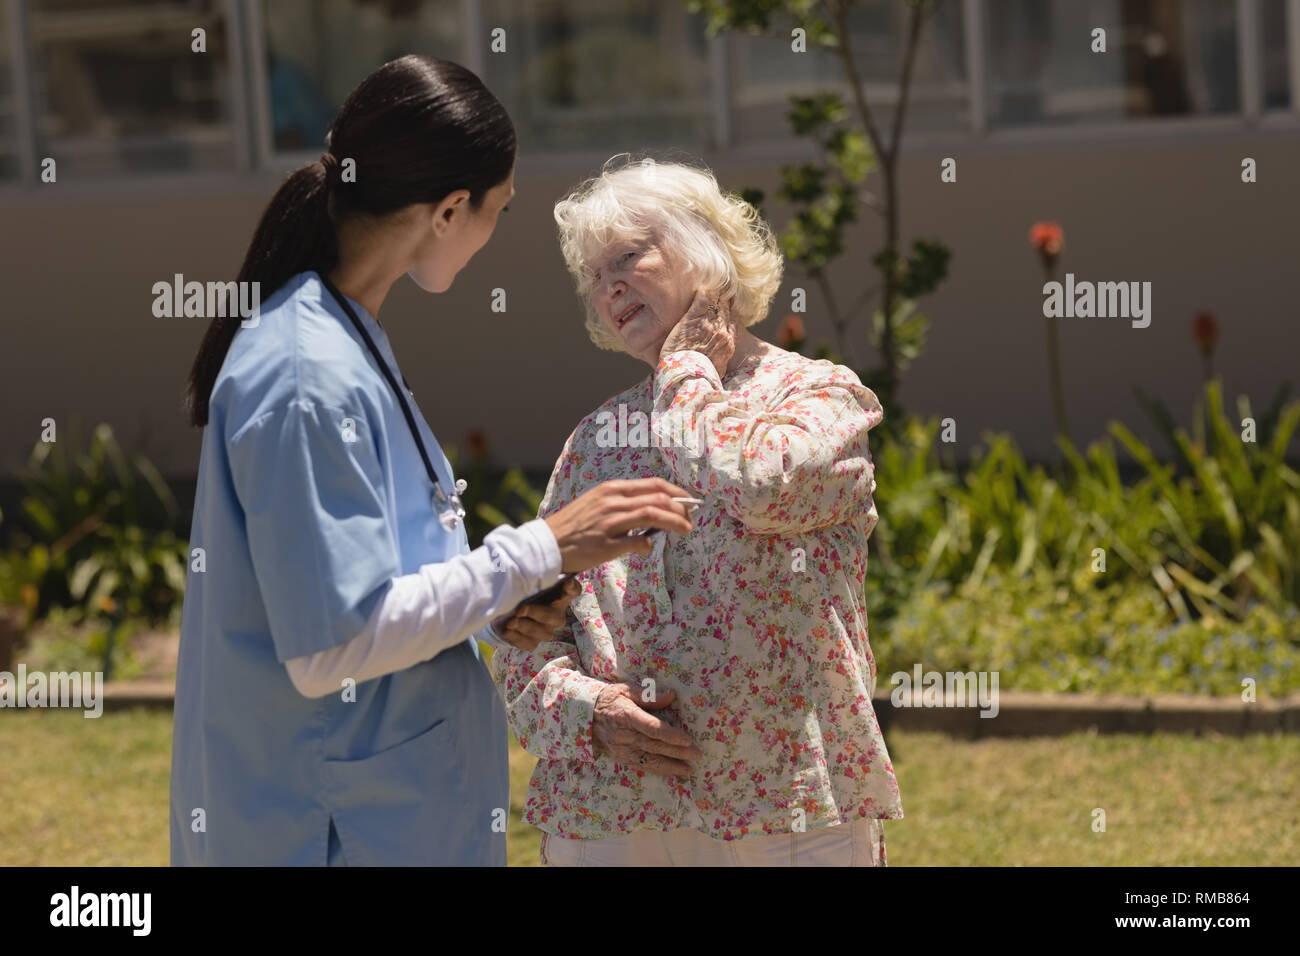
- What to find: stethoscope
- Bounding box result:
[319,273,467,531]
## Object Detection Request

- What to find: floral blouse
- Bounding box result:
[491,347,903,841]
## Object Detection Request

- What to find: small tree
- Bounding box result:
[690,0,950,419]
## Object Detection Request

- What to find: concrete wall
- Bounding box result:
[1,123,1297,481]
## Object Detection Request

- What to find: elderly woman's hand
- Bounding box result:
[592,683,703,776]
[659,288,736,379]
[498,577,581,651]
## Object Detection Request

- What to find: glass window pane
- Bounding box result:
[28,0,237,177]
[0,1,19,180]
[263,0,462,154]
[731,0,968,145]
[1261,0,1291,110]
[480,0,712,153]
[987,0,1240,126]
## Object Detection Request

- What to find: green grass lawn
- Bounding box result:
[2,709,1296,866]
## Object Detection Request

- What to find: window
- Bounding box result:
[26,0,237,177]
[0,1,19,179]
[730,0,969,144]
[985,0,1241,127]
[1261,0,1292,110]
[1,0,1295,184]
[478,0,712,153]
[259,0,461,155]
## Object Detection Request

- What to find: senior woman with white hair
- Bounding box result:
[491,155,902,866]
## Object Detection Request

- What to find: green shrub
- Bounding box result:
[873,570,1300,697]
[18,606,146,682]
[867,380,1300,625]
[10,422,187,625]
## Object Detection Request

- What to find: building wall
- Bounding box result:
[1,125,1296,481]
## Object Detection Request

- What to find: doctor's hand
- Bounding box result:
[497,577,580,652]
[592,683,702,777]
[543,478,695,574]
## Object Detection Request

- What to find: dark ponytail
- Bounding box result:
[184,162,335,427]
[185,56,517,427]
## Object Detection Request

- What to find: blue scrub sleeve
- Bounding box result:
[229,398,399,662]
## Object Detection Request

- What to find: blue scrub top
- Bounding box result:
[170,271,508,866]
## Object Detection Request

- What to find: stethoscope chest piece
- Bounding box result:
[433,485,467,530]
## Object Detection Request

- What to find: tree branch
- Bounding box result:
[828,0,889,167]
[846,281,880,322]
[813,268,861,367]
[889,0,929,167]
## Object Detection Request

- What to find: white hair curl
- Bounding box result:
[553,154,784,352]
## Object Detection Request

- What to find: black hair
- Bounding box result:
[185,55,516,427]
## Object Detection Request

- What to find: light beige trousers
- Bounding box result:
[541,817,886,867]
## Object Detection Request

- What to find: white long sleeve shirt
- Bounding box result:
[284,518,562,698]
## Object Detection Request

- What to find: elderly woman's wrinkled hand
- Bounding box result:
[499,577,581,651]
[659,288,736,379]
[592,682,703,777]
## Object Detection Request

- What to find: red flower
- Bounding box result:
[1029,222,1064,257]
[1192,311,1219,357]
[776,314,806,349]
[465,429,487,458]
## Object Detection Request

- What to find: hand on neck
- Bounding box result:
[645,325,765,374]
[725,328,766,374]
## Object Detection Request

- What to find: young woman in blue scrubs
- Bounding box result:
[172,56,695,866]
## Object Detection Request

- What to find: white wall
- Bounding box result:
[1,124,1296,480]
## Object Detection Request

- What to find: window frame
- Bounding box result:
[4,0,39,181]
[5,0,246,183]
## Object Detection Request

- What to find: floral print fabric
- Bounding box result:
[491,347,903,841]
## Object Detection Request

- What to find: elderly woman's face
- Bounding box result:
[590,236,694,365]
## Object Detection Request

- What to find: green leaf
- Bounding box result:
[1109,422,1176,496]
[892,310,929,369]
[776,163,826,203]
[134,453,180,520]
[1256,383,1293,445]
[824,128,874,182]
[22,498,59,538]
[88,570,122,612]
[914,525,952,589]
[475,502,513,530]
[68,556,102,601]
[126,550,150,584]
[1131,386,1195,472]
[897,239,951,298]
[1266,401,1300,462]
[786,92,846,135]
[158,548,187,593]
[961,527,1001,595]
[1149,563,1191,622]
